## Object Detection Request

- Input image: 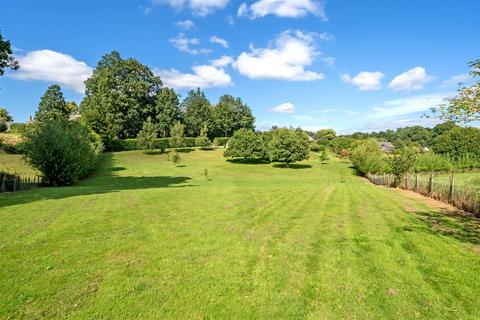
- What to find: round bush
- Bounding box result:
[22,119,103,186]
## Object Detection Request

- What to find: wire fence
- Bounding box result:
[0,172,44,193]
[367,171,480,216]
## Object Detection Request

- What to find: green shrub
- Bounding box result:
[0,121,7,133]
[9,123,30,135]
[22,119,103,186]
[182,137,196,148]
[195,136,210,148]
[350,139,384,175]
[415,152,452,172]
[0,143,23,154]
[309,142,321,152]
[268,128,309,166]
[213,137,230,147]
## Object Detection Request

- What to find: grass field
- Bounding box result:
[435,172,480,191]
[0,152,37,177]
[1,149,480,319]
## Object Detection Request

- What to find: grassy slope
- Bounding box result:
[1,149,479,319]
[0,152,37,177]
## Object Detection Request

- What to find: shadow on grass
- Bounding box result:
[405,210,480,245]
[226,158,270,165]
[176,148,195,153]
[145,150,166,156]
[200,147,216,151]
[0,153,195,209]
[272,163,312,169]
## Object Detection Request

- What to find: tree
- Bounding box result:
[386,147,418,187]
[213,95,255,137]
[268,128,309,167]
[181,88,212,137]
[223,128,259,160]
[170,121,185,149]
[137,117,158,153]
[431,126,480,159]
[339,149,350,162]
[350,139,384,175]
[156,87,181,137]
[80,51,162,147]
[22,119,103,186]
[316,129,336,146]
[432,59,480,123]
[320,150,329,164]
[195,124,210,148]
[0,31,19,77]
[0,107,13,122]
[65,101,78,114]
[414,152,451,173]
[35,84,69,122]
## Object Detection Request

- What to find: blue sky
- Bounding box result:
[1,0,479,133]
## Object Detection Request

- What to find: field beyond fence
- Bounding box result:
[367,171,480,216]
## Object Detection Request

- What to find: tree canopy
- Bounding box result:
[213,95,255,138]
[0,31,19,77]
[35,84,70,122]
[181,89,212,137]
[268,128,310,166]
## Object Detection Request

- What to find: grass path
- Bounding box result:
[1,149,479,319]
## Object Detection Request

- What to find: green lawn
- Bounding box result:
[1,149,480,319]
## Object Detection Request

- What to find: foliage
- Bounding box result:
[212,95,255,138]
[80,51,162,147]
[268,128,309,166]
[170,151,182,166]
[137,117,159,153]
[0,121,7,133]
[386,147,418,186]
[309,142,321,152]
[0,107,13,122]
[65,101,78,114]
[431,126,480,160]
[181,88,212,137]
[156,87,181,137]
[35,84,70,122]
[316,129,336,146]
[0,31,19,77]
[350,139,384,175]
[195,124,211,148]
[319,150,329,164]
[224,128,260,160]
[432,59,479,124]
[331,136,358,154]
[22,119,103,186]
[213,137,230,147]
[414,152,452,172]
[170,121,185,149]
[9,123,29,134]
[339,149,350,161]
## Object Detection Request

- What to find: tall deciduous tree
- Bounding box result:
[80,51,162,147]
[268,128,310,167]
[316,129,336,146]
[156,87,181,137]
[170,121,185,149]
[224,128,260,160]
[181,88,212,137]
[0,31,19,77]
[35,84,69,122]
[213,95,255,137]
[432,59,480,123]
[137,117,158,153]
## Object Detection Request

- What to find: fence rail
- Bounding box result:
[367,171,480,216]
[0,173,44,193]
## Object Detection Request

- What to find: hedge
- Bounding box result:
[213,137,230,147]
[110,137,199,152]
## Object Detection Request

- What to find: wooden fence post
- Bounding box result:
[428,172,434,197]
[449,169,455,202]
[415,173,419,191]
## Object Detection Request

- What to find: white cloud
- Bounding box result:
[234,30,324,81]
[341,71,384,90]
[388,67,433,91]
[152,0,229,16]
[270,102,295,113]
[210,55,233,67]
[9,49,92,93]
[238,0,327,20]
[175,19,195,29]
[169,33,211,55]
[156,64,232,89]
[371,94,446,118]
[441,73,469,87]
[210,35,229,48]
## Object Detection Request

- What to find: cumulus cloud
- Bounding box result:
[270,102,295,113]
[9,49,92,93]
[341,71,384,90]
[210,55,234,67]
[388,67,433,91]
[371,94,446,118]
[210,35,229,48]
[441,73,469,87]
[169,33,211,55]
[152,0,229,16]
[155,59,233,89]
[238,0,327,20]
[175,19,195,29]
[234,30,324,81]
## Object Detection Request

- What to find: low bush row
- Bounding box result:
[110,137,230,152]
